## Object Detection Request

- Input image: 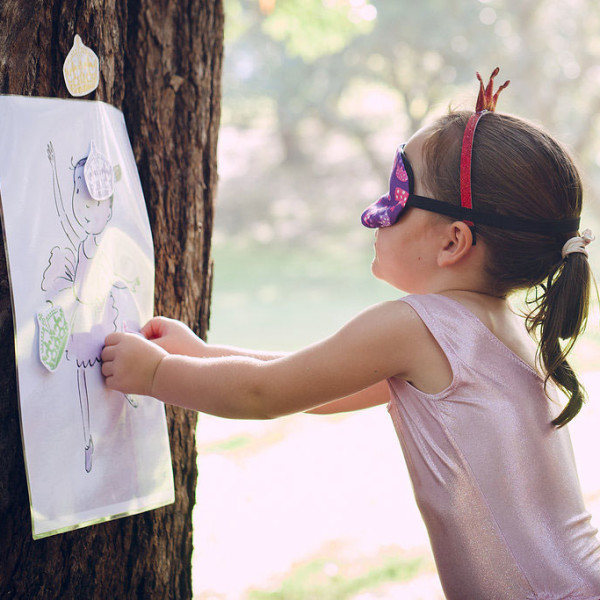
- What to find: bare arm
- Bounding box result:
[102,301,424,419]
[304,380,390,414]
[139,316,286,360]
[138,316,387,414]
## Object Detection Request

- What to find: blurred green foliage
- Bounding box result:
[219,0,600,249]
[224,0,600,145]
[260,0,376,62]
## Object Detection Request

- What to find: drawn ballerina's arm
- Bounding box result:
[47,141,82,249]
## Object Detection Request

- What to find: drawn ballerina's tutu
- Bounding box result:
[40,141,140,473]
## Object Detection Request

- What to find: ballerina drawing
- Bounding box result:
[39,140,140,473]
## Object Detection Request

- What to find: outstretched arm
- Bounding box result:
[124,315,388,414]
[102,301,423,419]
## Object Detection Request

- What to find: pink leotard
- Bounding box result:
[388,294,600,599]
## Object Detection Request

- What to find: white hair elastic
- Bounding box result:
[561,229,595,259]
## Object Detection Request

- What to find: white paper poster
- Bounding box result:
[0,96,175,539]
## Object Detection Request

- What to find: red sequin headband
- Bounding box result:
[460,68,510,230]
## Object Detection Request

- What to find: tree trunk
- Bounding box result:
[0,1,222,597]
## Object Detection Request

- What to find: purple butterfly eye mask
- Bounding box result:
[360,142,581,234]
[361,144,414,228]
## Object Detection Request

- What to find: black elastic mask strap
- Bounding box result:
[405,195,580,235]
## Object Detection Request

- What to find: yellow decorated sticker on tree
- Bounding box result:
[63,35,99,97]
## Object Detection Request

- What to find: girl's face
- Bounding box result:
[73,163,113,235]
[371,127,448,292]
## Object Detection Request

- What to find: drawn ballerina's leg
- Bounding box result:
[76,366,93,473]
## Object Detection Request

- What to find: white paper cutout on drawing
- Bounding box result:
[63,35,100,97]
[84,140,114,200]
[0,95,174,539]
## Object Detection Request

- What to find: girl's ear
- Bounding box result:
[437,221,474,267]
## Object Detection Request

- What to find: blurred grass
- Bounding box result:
[202,434,255,453]
[247,552,431,600]
[207,239,395,351]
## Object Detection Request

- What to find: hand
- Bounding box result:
[101,332,168,396]
[141,316,207,357]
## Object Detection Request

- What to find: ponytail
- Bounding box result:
[525,252,592,427]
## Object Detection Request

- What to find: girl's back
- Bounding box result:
[388,293,600,599]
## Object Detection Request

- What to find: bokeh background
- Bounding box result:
[193,1,600,597]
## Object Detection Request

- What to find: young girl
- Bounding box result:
[101,70,600,598]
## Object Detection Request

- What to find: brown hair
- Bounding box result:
[422,111,591,427]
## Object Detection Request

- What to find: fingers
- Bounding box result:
[140,320,154,339]
[104,332,123,348]
[141,317,171,340]
[100,343,114,362]
[101,360,113,378]
[141,317,166,340]
[100,332,166,396]
[101,343,115,379]
[100,339,126,390]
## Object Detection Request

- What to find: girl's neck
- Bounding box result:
[437,289,512,317]
[439,288,506,302]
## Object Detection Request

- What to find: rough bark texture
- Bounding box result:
[0,1,222,597]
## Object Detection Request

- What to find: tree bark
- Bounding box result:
[0,1,222,597]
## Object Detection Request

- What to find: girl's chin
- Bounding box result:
[370,260,385,282]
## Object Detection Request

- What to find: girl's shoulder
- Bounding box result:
[388,294,456,394]
[323,298,452,390]
[401,292,539,378]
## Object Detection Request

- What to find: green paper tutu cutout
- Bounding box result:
[37,305,69,371]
